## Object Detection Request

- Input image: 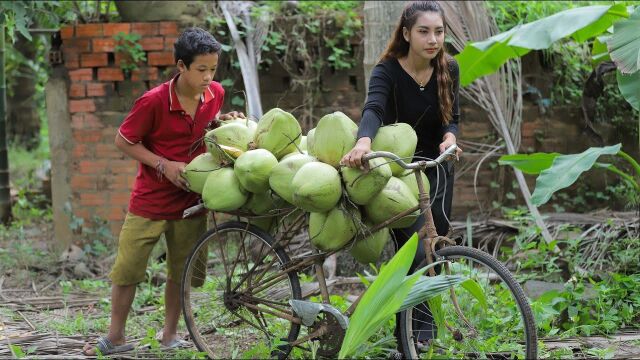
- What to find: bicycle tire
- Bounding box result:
[398,245,537,359]
[181,221,302,359]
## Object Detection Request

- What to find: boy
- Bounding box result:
[83,27,243,355]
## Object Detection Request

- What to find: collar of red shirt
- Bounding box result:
[168,74,216,112]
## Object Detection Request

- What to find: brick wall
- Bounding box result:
[60,22,180,237]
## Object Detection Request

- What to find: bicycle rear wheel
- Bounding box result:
[181,221,302,359]
[398,246,537,359]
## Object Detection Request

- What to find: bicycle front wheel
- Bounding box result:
[398,246,537,359]
[181,221,302,359]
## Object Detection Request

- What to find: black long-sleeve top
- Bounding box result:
[357,57,460,160]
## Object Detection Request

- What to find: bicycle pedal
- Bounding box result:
[289,300,349,329]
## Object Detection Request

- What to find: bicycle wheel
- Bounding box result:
[398,246,537,359]
[181,221,302,358]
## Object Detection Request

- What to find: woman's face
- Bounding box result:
[403,11,445,61]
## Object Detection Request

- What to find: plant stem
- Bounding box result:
[617,150,640,178]
[595,163,640,191]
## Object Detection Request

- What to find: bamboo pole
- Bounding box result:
[0,25,11,223]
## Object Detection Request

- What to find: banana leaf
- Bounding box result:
[456,4,629,86]
[530,144,622,205]
[607,6,640,74]
[498,153,561,175]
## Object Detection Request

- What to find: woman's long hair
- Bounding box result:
[380,1,454,126]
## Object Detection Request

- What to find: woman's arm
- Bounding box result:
[342,64,394,169]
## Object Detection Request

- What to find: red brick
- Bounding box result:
[69,99,96,113]
[159,22,179,36]
[80,53,108,68]
[131,67,159,81]
[74,208,91,221]
[64,52,80,69]
[73,144,91,158]
[132,22,159,36]
[80,193,106,206]
[103,23,131,36]
[71,174,98,190]
[60,26,74,40]
[78,159,109,174]
[98,68,124,81]
[147,51,175,66]
[86,82,107,97]
[104,206,126,221]
[63,38,91,53]
[140,36,164,51]
[112,175,135,190]
[110,192,131,207]
[74,129,102,144]
[109,159,137,173]
[81,113,103,129]
[164,36,178,50]
[76,23,103,38]
[95,143,118,158]
[110,221,124,237]
[69,68,93,82]
[92,38,116,52]
[69,83,86,98]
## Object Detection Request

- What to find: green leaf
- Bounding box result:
[456,4,628,86]
[460,278,488,310]
[498,152,561,174]
[591,35,612,66]
[617,69,640,111]
[339,233,421,358]
[398,274,466,312]
[607,6,640,74]
[530,144,622,205]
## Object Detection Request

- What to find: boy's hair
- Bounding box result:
[174,27,222,68]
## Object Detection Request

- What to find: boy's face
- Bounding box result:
[178,53,219,92]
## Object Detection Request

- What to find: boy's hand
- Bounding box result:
[219,111,246,120]
[164,161,190,191]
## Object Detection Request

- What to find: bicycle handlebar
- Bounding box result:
[362,144,458,170]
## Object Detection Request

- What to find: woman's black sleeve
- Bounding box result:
[357,64,394,140]
[442,60,460,137]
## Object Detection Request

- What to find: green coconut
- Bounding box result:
[291,162,342,213]
[268,154,317,204]
[205,123,252,163]
[202,167,249,211]
[183,152,223,194]
[371,123,418,176]
[341,157,392,205]
[398,170,430,201]
[306,128,316,156]
[299,136,307,152]
[234,149,279,193]
[220,118,258,138]
[253,108,302,159]
[312,112,357,167]
[309,205,361,252]
[244,190,284,215]
[350,224,391,264]
[364,177,419,228]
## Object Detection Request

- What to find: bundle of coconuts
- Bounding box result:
[183,108,430,264]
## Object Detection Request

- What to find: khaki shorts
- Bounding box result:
[109,213,207,286]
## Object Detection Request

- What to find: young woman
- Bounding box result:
[341,0,461,349]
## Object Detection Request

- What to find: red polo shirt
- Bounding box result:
[118,75,224,219]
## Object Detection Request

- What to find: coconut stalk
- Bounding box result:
[0,25,10,223]
[219,1,268,120]
[441,1,554,246]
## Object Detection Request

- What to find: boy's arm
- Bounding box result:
[115,133,190,191]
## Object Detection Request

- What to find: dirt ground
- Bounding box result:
[1,222,640,359]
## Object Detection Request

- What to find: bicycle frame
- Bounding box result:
[187,145,460,346]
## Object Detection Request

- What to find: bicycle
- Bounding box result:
[180,144,537,359]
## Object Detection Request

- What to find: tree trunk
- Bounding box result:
[7,33,39,150]
[363,1,405,91]
[0,25,12,223]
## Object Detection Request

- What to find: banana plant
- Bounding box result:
[499,144,640,206]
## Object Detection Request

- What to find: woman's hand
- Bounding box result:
[219,111,246,120]
[340,137,372,170]
[439,133,463,159]
[163,160,190,191]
